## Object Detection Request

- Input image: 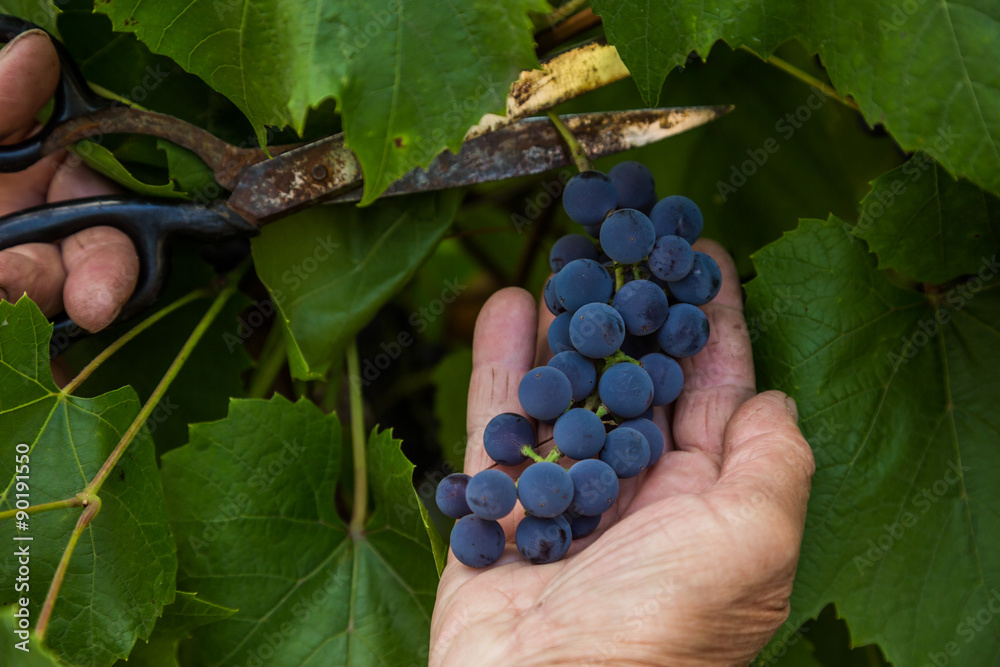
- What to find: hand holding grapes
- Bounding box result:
[0,31,138,331]
[429,239,815,666]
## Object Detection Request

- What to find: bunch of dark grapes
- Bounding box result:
[436,162,722,568]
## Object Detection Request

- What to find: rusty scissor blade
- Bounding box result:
[225,106,733,224]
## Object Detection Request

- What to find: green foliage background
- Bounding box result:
[0,0,997,665]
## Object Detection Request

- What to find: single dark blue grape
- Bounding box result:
[549,234,598,273]
[517,461,574,518]
[450,515,506,568]
[568,459,619,515]
[563,170,618,226]
[435,473,472,519]
[543,275,565,316]
[598,362,654,418]
[609,161,656,210]
[548,351,597,402]
[465,469,517,520]
[620,332,660,359]
[657,303,710,358]
[648,235,695,282]
[555,258,614,312]
[483,413,533,465]
[515,514,572,564]
[565,512,601,538]
[600,427,650,478]
[639,352,684,405]
[619,418,665,466]
[650,195,703,243]
[553,408,606,459]
[548,311,575,355]
[600,209,656,264]
[667,251,722,306]
[569,303,626,359]
[518,366,573,421]
[612,279,669,336]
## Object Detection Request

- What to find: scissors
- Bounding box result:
[0,15,732,350]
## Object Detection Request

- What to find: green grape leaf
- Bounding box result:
[745,218,1000,665]
[157,140,218,195]
[94,0,546,204]
[252,192,462,380]
[56,3,254,142]
[113,592,236,667]
[431,347,473,473]
[0,0,59,34]
[853,155,1000,284]
[0,298,176,666]
[160,396,439,666]
[590,0,1000,198]
[72,140,188,198]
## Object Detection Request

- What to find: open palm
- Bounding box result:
[430,241,815,666]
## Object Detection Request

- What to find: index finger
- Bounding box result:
[465,286,538,476]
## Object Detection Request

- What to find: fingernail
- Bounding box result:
[0,29,50,61]
[785,395,799,423]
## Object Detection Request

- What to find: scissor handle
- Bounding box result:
[0,197,258,354]
[0,15,114,171]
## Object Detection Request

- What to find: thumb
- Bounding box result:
[0,29,59,142]
[708,390,815,557]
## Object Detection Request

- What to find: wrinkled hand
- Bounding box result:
[0,30,137,331]
[430,241,815,666]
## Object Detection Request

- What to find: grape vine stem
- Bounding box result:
[0,496,82,521]
[35,265,245,639]
[62,286,211,395]
[547,110,592,172]
[247,323,287,399]
[347,338,368,536]
[743,47,860,111]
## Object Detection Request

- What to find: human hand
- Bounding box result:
[430,240,815,666]
[0,29,137,331]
